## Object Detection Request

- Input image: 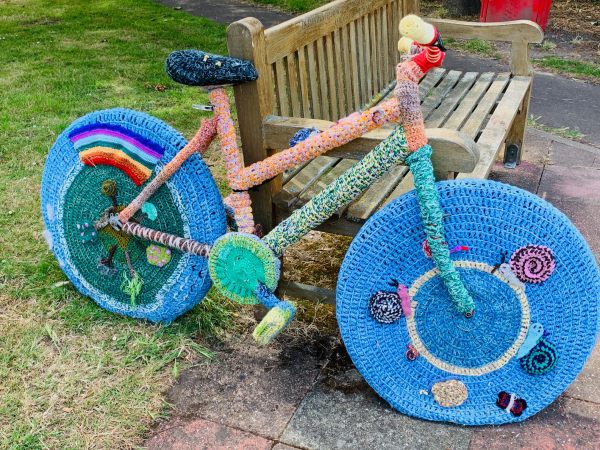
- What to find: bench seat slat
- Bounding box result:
[443,72,495,130]
[282,160,310,184]
[458,75,531,179]
[425,71,478,127]
[419,67,446,100]
[346,165,409,221]
[298,159,357,213]
[276,156,339,207]
[421,70,462,119]
[382,170,415,207]
[460,72,510,139]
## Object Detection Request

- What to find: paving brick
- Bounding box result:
[538,164,600,204]
[469,396,600,450]
[549,141,598,168]
[273,443,303,450]
[166,334,336,439]
[489,160,544,193]
[146,417,273,450]
[522,129,553,164]
[280,347,473,450]
[566,344,600,405]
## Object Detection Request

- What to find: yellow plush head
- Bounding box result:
[397,36,414,54]
[399,14,436,45]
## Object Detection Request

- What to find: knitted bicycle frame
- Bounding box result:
[115,30,473,326]
[42,15,599,426]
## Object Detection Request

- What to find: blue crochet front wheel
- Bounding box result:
[337,179,600,425]
[41,108,226,323]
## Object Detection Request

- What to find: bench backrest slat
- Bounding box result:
[227,0,419,230]
[261,0,416,120]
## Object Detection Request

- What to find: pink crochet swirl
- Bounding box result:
[509,245,556,283]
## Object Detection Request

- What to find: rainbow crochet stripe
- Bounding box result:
[69,124,165,185]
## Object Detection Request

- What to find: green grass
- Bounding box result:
[250,0,329,13]
[444,37,499,58]
[0,0,239,448]
[528,115,586,141]
[534,56,600,81]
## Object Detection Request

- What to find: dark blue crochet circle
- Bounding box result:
[337,179,600,425]
[41,108,226,323]
[369,291,403,324]
[414,268,523,368]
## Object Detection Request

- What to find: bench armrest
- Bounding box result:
[427,18,544,76]
[263,115,480,174]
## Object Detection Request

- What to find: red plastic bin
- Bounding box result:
[480,0,552,30]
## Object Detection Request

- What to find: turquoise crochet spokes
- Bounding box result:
[406,145,475,314]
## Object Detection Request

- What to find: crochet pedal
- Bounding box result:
[253,283,296,345]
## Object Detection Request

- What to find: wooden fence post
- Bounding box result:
[227,18,276,232]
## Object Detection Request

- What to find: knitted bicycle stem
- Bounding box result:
[121,222,211,257]
[263,126,410,256]
[406,146,475,314]
[119,117,217,223]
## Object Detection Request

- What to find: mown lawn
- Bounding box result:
[0,0,238,448]
[250,0,329,13]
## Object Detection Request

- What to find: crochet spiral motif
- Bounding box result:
[510,245,555,283]
[369,291,403,324]
[520,338,558,375]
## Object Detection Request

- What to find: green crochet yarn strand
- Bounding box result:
[406,145,475,314]
[264,126,410,256]
[121,271,143,306]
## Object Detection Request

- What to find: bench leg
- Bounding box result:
[505,84,532,166]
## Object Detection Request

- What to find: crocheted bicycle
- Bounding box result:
[42,15,599,425]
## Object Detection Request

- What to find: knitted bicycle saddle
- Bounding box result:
[337,179,600,425]
[166,50,258,87]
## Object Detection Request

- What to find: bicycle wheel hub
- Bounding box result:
[406,261,529,376]
[208,233,280,304]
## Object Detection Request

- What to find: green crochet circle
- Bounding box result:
[63,165,184,306]
[208,233,279,304]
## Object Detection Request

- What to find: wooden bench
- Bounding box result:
[226,0,543,303]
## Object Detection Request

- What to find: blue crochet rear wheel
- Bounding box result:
[337,179,600,425]
[41,108,226,323]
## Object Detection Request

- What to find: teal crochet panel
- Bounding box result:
[263,126,410,256]
[406,145,474,314]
